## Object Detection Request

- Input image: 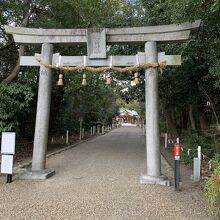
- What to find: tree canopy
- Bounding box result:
[0,0,220,142]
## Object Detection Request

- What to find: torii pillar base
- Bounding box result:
[140,175,170,186]
[20,169,55,180]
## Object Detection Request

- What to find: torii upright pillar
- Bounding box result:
[140,42,169,185]
[23,43,55,179]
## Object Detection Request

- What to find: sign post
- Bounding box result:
[1,132,16,183]
[79,117,83,141]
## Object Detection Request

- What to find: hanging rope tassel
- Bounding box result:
[134,72,140,85]
[57,71,64,86]
[82,73,87,86]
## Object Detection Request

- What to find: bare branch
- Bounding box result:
[0,41,14,51]
[2,45,24,84]
[21,1,36,27]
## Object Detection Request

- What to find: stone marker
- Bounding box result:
[193,158,201,182]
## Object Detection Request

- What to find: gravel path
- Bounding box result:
[0,126,212,220]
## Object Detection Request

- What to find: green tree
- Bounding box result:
[0,82,34,132]
[53,72,117,132]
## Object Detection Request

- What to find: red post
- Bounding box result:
[174,140,181,191]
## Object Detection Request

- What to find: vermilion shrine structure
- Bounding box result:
[5,21,200,185]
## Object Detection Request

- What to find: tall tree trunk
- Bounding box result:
[181,107,188,130]
[198,83,219,129]
[189,104,196,129]
[198,105,209,131]
[3,0,35,84]
[165,110,178,138]
[49,86,65,132]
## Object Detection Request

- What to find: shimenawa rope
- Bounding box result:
[35,57,166,73]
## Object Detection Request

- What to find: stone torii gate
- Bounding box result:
[5,21,200,184]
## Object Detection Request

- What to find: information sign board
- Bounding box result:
[1,132,16,154]
[1,154,13,174]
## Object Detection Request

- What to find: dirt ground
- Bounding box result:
[0,126,213,220]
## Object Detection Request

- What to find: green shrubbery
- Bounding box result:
[181,129,220,164]
[181,129,220,217]
[203,159,220,218]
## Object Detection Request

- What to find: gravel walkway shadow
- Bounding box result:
[0,126,213,220]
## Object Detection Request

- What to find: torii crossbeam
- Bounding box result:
[5,21,200,183]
